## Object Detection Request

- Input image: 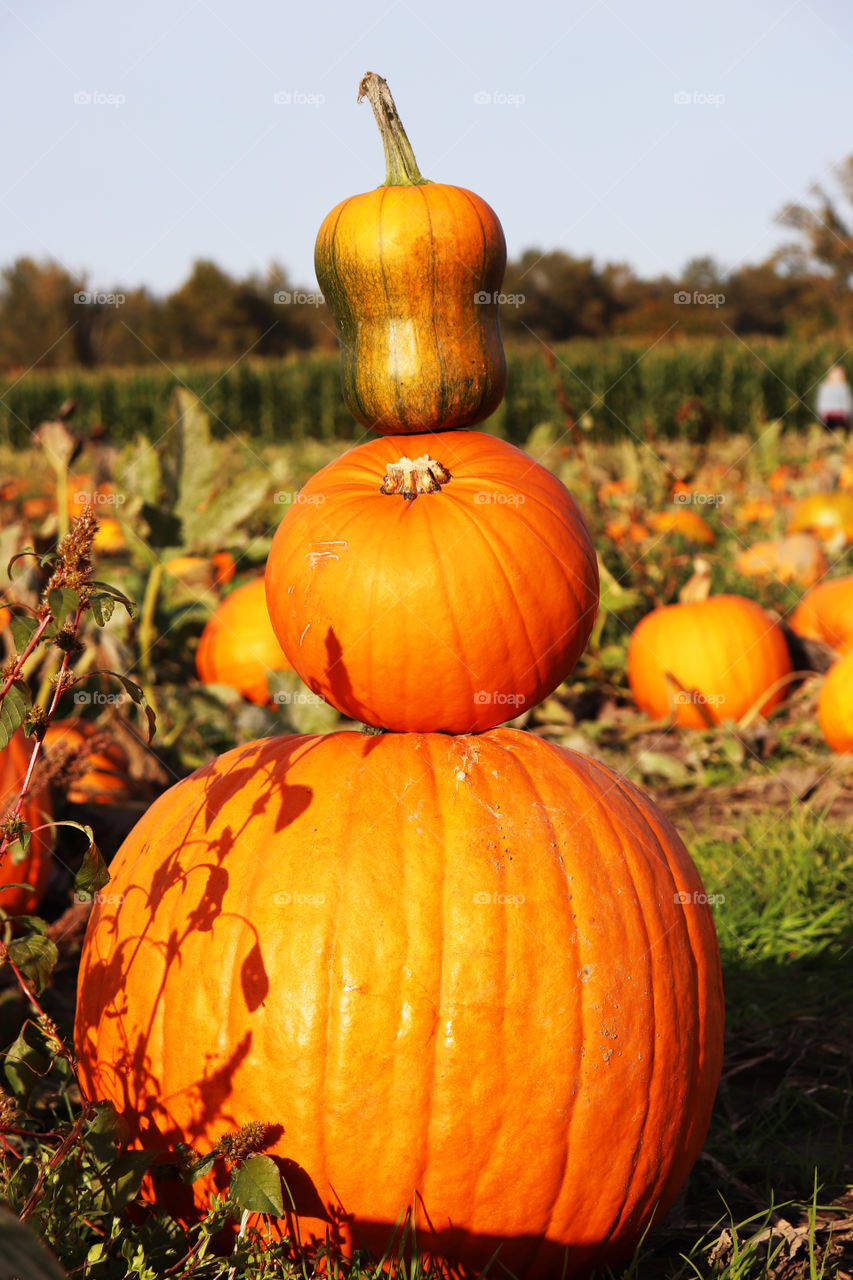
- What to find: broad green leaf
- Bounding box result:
[230,1154,284,1217]
[1,1024,50,1105]
[76,672,156,742]
[47,587,80,626]
[89,593,116,626]
[9,609,41,652]
[193,469,271,550]
[90,581,137,619]
[0,681,31,750]
[84,1101,122,1164]
[634,750,692,784]
[6,932,59,995]
[74,834,110,897]
[88,1149,158,1213]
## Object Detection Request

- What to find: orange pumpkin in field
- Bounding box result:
[647,508,716,545]
[627,594,792,728]
[0,730,53,916]
[75,728,724,1280]
[42,721,134,806]
[164,552,236,590]
[789,575,853,651]
[196,577,291,706]
[788,492,853,544]
[818,647,853,753]
[265,431,599,733]
[734,533,826,588]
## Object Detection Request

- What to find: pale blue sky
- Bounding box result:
[2,0,851,295]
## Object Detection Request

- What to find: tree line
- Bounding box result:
[1,158,851,373]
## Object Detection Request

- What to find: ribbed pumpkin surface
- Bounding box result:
[0,730,53,916]
[627,594,792,728]
[315,183,506,434]
[75,728,723,1279]
[265,431,598,733]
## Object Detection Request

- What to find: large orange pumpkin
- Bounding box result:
[264,431,598,733]
[0,730,53,916]
[315,73,506,434]
[196,577,291,706]
[627,594,792,728]
[789,575,853,651]
[74,728,724,1280]
[818,647,853,752]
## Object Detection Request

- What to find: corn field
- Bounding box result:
[1,338,846,446]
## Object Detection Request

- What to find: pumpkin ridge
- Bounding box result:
[419,186,450,431]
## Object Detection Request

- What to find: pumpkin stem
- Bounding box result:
[358,72,428,187]
[380,455,451,500]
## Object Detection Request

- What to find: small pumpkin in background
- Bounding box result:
[196,577,291,707]
[315,73,506,435]
[789,575,853,651]
[265,431,598,734]
[735,533,826,588]
[0,730,53,916]
[42,721,134,806]
[163,552,236,591]
[818,646,853,753]
[647,508,716,545]
[788,492,853,545]
[735,496,776,528]
[627,593,792,728]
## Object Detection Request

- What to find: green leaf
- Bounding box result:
[2,1023,50,1105]
[75,671,156,741]
[268,671,340,734]
[6,547,39,579]
[89,593,116,626]
[74,835,110,898]
[195,470,271,550]
[88,1148,158,1213]
[90,581,137,619]
[229,1154,284,1217]
[6,932,59,995]
[180,1149,219,1185]
[634,750,692,785]
[84,1101,122,1164]
[0,681,31,751]
[47,587,80,626]
[9,609,41,652]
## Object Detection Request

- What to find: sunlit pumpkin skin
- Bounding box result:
[788,492,853,544]
[196,577,291,706]
[0,730,53,916]
[734,533,826,588]
[42,721,134,806]
[74,728,724,1280]
[315,72,506,435]
[265,431,598,733]
[789,575,853,651]
[818,647,853,752]
[627,594,792,728]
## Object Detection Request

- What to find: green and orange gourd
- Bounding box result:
[75,74,724,1279]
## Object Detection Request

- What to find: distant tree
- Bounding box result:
[0,258,84,370]
[502,250,615,341]
[775,156,853,332]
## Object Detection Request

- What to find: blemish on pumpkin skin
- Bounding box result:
[306,540,348,568]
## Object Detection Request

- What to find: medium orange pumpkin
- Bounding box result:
[74,728,724,1279]
[264,431,599,733]
[196,577,291,706]
[0,730,53,916]
[788,492,853,544]
[627,594,792,728]
[817,647,853,752]
[734,533,826,587]
[789,575,853,651]
[42,721,134,806]
[315,73,506,434]
[163,552,236,590]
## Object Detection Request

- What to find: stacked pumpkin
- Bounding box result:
[75,75,724,1278]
